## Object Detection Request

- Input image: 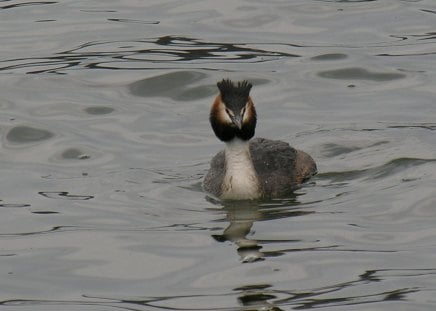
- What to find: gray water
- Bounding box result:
[1,0,436,310]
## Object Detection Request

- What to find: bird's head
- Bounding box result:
[210,79,257,142]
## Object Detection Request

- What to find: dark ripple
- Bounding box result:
[107,18,160,25]
[321,143,362,157]
[60,268,431,310]
[61,148,90,160]
[318,67,406,81]
[320,158,436,183]
[0,226,70,237]
[388,123,436,131]
[421,9,436,15]
[0,287,417,310]
[6,125,54,143]
[0,203,31,208]
[0,36,299,74]
[84,106,114,115]
[0,1,57,10]
[38,191,94,200]
[129,71,206,98]
[130,71,269,100]
[31,211,59,214]
[311,53,348,61]
[369,158,435,180]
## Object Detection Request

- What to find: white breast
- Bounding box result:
[221,139,261,200]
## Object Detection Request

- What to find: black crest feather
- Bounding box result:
[217,79,252,97]
[217,79,252,109]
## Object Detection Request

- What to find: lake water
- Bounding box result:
[1,0,436,310]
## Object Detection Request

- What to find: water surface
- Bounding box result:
[1,0,436,310]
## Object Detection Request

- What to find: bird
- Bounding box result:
[203,79,317,200]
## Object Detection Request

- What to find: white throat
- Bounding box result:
[221,139,261,200]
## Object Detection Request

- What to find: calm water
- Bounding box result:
[1,0,436,310]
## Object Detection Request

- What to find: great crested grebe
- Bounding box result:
[203,79,317,200]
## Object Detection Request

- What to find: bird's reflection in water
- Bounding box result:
[209,194,314,263]
[212,201,263,262]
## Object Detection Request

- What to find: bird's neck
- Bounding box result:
[221,138,261,200]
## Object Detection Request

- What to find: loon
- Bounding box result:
[203,79,317,200]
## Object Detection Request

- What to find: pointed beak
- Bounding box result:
[231,114,243,130]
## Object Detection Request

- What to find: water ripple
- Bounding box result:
[318,67,406,81]
[0,226,71,237]
[107,18,160,25]
[9,268,430,311]
[0,36,299,74]
[6,125,54,144]
[320,157,436,183]
[1,1,436,310]
[38,191,94,200]
[0,1,57,10]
